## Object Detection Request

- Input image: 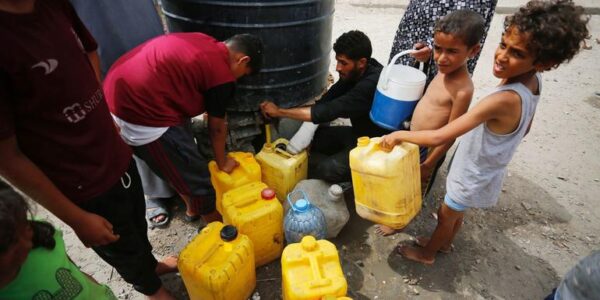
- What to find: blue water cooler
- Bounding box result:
[370,50,427,130]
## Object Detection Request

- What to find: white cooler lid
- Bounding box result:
[387,65,426,85]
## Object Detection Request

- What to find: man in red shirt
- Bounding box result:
[104,32,263,223]
[0,0,177,299]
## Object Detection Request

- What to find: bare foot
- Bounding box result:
[201,210,222,223]
[414,236,453,254]
[375,224,401,236]
[147,286,175,300]
[396,244,435,265]
[155,255,178,276]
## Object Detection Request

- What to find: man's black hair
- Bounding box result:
[333,30,372,60]
[226,33,264,75]
[434,10,486,48]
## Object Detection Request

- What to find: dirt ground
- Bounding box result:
[33,1,600,299]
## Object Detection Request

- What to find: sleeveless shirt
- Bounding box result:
[446,74,541,208]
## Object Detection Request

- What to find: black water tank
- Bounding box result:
[161,0,334,111]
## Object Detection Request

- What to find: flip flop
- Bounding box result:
[184,214,200,222]
[146,197,170,229]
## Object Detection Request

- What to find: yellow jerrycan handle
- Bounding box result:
[301,237,332,288]
[370,137,393,153]
[264,123,295,158]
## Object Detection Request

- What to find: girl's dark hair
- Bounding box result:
[333,30,372,61]
[0,188,55,253]
[505,0,589,69]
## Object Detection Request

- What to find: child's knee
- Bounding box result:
[439,202,465,223]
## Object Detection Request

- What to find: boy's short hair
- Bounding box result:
[505,0,589,69]
[434,10,485,48]
[226,33,264,75]
[333,30,372,60]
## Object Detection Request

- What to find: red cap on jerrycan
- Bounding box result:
[261,188,276,200]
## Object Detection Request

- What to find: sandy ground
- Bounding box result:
[32,1,600,299]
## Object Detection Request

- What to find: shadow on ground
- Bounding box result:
[382,172,569,299]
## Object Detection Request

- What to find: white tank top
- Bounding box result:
[446,73,541,208]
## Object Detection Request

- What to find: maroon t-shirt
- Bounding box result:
[0,0,132,203]
[104,33,236,127]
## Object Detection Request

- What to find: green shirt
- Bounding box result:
[0,229,116,300]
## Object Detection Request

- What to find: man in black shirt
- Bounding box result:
[260,30,389,183]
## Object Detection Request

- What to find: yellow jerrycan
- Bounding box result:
[281,236,347,300]
[349,136,421,229]
[255,124,308,200]
[222,182,284,266]
[209,152,261,213]
[178,222,256,300]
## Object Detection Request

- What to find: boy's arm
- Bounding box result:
[0,136,119,247]
[420,89,473,179]
[207,115,238,173]
[205,83,238,173]
[381,91,517,148]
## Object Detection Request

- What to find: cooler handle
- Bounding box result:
[382,49,424,90]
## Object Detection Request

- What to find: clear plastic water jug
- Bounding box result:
[286,180,349,238]
[284,190,327,243]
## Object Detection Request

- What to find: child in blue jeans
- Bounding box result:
[381,0,589,265]
[0,188,117,299]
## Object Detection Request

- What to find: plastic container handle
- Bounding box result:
[308,254,332,288]
[375,141,394,153]
[382,49,424,90]
[287,190,310,212]
[274,145,294,159]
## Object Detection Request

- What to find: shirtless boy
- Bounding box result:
[376,10,485,236]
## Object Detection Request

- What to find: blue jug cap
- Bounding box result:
[294,199,310,212]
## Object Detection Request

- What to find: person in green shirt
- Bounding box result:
[0,188,116,299]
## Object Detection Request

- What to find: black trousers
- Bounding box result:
[80,159,161,295]
[308,126,356,183]
[133,121,216,215]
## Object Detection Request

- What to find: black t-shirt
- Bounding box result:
[311,58,391,138]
